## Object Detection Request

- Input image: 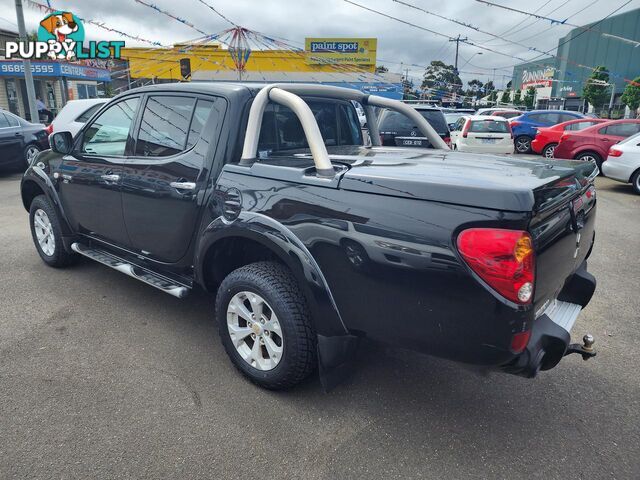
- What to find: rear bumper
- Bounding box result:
[602,159,635,183]
[530,138,544,154]
[457,141,514,154]
[503,261,596,378]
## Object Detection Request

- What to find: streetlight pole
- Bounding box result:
[14,0,39,123]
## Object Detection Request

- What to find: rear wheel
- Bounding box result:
[23,144,41,168]
[515,136,532,154]
[576,151,603,171]
[631,170,640,195]
[542,143,557,158]
[216,261,316,390]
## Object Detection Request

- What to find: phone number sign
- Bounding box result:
[0,61,110,81]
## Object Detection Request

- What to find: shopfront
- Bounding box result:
[0,60,111,122]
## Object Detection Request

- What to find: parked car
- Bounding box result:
[0,109,49,170]
[379,105,450,147]
[510,110,586,153]
[601,132,640,193]
[531,118,608,158]
[491,110,524,120]
[445,112,466,130]
[449,115,514,154]
[46,98,108,137]
[21,83,598,391]
[554,119,640,168]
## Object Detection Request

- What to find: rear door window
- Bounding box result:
[3,112,20,126]
[0,114,11,128]
[565,121,598,131]
[135,96,196,157]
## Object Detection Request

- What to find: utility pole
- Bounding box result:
[449,34,468,75]
[608,83,616,118]
[14,0,39,123]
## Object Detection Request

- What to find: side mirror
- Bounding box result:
[50,131,73,155]
[448,123,456,130]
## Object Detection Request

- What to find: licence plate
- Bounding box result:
[396,137,425,147]
[481,138,497,144]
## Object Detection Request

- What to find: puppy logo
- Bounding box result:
[37,11,84,60]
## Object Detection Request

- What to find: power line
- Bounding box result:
[195,0,237,27]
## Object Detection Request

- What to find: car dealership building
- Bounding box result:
[510,8,640,114]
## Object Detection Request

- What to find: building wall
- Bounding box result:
[555,8,640,99]
[121,43,377,82]
[510,8,640,101]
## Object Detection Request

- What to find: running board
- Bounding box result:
[71,242,190,298]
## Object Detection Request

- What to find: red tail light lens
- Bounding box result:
[608,147,623,157]
[510,121,521,128]
[456,228,535,304]
[462,119,471,138]
[45,123,53,135]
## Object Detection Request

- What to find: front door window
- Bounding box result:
[82,97,139,156]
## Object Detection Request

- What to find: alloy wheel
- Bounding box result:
[543,144,556,158]
[226,291,283,371]
[516,137,530,153]
[33,209,55,256]
[25,145,40,165]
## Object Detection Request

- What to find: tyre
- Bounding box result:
[631,170,640,195]
[23,144,41,168]
[576,151,603,171]
[29,195,76,268]
[542,143,558,158]
[216,261,316,390]
[515,136,532,154]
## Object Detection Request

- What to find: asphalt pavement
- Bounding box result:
[1,167,639,479]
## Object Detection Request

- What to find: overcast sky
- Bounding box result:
[1,0,638,88]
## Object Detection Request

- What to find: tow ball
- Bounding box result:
[565,334,597,360]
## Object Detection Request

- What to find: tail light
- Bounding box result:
[462,119,471,138]
[510,331,531,353]
[507,122,514,139]
[45,123,53,135]
[510,121,521,128]
[608,147,623,157]
[456,228,535,305]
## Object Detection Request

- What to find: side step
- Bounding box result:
[71,243,190,298]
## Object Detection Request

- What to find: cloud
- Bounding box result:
[3,0,636,88]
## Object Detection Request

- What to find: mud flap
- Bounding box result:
[317,334,360,392]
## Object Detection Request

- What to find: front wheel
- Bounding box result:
[216,261,316,390]
[29,195,76,267]
[515,136,532,154]
[542,143,557,158]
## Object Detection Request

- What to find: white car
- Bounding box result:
[449,115,515,154]
[602,132,640,194]
[47,99,107,137]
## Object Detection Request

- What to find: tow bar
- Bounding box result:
[565,334,597,360]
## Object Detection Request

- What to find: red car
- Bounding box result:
[554,119,640,168]
[531,118,607,158]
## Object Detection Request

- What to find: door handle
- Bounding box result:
[101,174,120,182]
[169,181,196,191]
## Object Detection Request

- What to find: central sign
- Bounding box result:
[304,38,377,65]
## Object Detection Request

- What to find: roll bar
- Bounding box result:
[241,84,449,178]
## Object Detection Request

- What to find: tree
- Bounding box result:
[375,65,389,74]
[422,60,462,94]
[488,90,497,104]
[583,66,610,109]
[621,76,640,114]
[513,89,522,105]
[500,90,511,104]
[467,79,484,97]
[484,80,495,94]
[524,86,536,109]
[506,80,513,90]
